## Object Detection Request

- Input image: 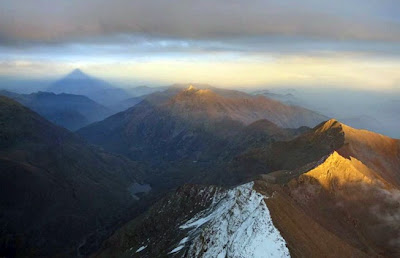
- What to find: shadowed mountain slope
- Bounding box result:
[0,96,148,257]
[78,85,326,162]
[0,90,112,130]
[76,86,325,191]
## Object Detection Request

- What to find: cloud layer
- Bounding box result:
[1,0,400,44]
[0,0,399,89]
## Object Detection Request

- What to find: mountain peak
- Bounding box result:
[315,118,343,133]
[48,69,120,101]
[66,68,89,79]
[187,85,197,91]
[324,118,340,127]
[293,150,377,189]
[176,86,215,100]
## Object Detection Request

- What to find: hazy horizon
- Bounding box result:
[1,0,399,138]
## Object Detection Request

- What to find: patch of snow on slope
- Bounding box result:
[168,237,189,254]
[135,245,147,253]
[180,182,290,258]
[168,245,185,254]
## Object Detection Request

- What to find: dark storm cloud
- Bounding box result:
[1,0,400,45]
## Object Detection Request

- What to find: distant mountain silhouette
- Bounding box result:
[0,90,112,130]
[47,69,131,106]
[252,89,303,106]
[108,95,146,113]
[0,96,148,256]
[125,85,164,97]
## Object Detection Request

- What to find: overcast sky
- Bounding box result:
[1,0,400,89]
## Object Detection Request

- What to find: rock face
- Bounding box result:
[0,96,147,257]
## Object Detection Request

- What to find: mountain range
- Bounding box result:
[95,119,400,257]
[45,69,165,114]
[0,70,165,130]
[1,77,399,257]
[78,85,326,162]
[77,85,327,191]
[252,88,400,139]
[0,90,112,130]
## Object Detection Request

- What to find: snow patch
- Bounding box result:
[168,237,189,254]
[135,245,147,253]
[179,237,189,244]
[168,245,184,254]
[180,182,290,257]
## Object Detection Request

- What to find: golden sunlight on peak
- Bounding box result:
[182,85,214,96]
[290,151,383,190]
[187,85,196,91]
[315,119,342,134]
[197,89,213,95]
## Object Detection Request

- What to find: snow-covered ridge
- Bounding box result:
[172,182,290,257]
